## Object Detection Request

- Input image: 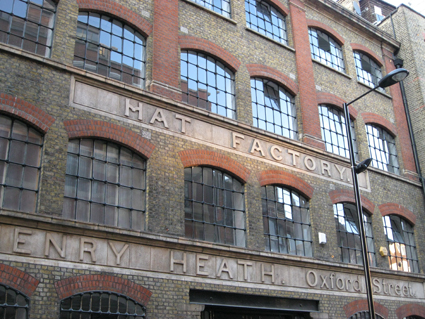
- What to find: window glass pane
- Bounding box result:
[354,51,383,90]
[0,285,29,317]
[309,28,345,72]
[366,124,399,174]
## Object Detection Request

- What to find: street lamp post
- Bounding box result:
[342,68,409,319]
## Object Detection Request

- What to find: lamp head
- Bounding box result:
[378,68,409,88]
[355,158,373,174]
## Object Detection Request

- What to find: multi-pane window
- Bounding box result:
[262,185,312,256]
[0,285,29,319]
[62,139,146,231]
[353,51,383,89]
[334,203,376,266]
[190,0,231,18]
[184,166,246,247]
[366,124,399,174]
[60,292,146,319]
[245,0,287,45]
[0,0,56,57]
[383,215,418,273]
[73,12,146,88]
[0,115,43,213]
[319,105,357,159]
[181,51,236,119]
[251,78,298,140]
[308,28,345,73]
[350,312,384,319]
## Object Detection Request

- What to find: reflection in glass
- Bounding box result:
[308,28,345,72]
[366,124,399,174]
[192,0,231,17]
[354,51,383,90]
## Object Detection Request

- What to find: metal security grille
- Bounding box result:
[0,115,43,213]
[251,78,298,140]
[383,215,419,273]
[181,51,236,119]
[62,139,146,231]
[350,312,384,319]
[184,166,246,247]
[353,51,383,89]
[59,292,146,319]
[245,0,287,45]
[319,105,357,159]
[334,203,376,266]
[308,28,345,73]
[0,0,56,57]
[365,124,399,174]
[73,12,146,88]
[262,185,312,256]
[190,0,231,18]
[0,285,29,319]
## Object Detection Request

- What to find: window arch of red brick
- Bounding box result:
[258,170,314,199]
[54,275,152,306]
[379,203,416,225]
[396,303,425,319]
[316,92,358,119]
[76,0,153,37]
[0,93,55,133]
[306,19,345,46]
[362,112,398,137]
[265,0,289,16]
[246,64,299,96]
[350,43,384,67]
[178,149,250,183]
[329,189,375,214]
[0,263,39,297]
[179,35,241,72]
[344,299,389,318]
[63,119,155,159]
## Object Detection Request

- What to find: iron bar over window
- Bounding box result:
[0,0,56,57]
[309,28,345,73]
[354,51,383,90]
[63,139,147,231]
[0,284,29,319]
[73,12,146,88]
[184,166,246,247]
[262,185,312,256]
[190,0,231,17]
[0,115,43,213]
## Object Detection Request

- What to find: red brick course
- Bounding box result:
[351,43,384,67]
[54,275,152,306]
[178,149,250,183]
[343,299,389,318]
[0,93,55,133]
[246,64,299,96]
[379,202,416,225]
[362,112,398,137]
[63,119,155,158]
[306,19,345,45]
[76,0,153,36]
[396,303,425,319]
[329,189,375,214]
[258,170,314,199]
[316,92,358,119]
[0,264,39,297]
[179,35,241,72]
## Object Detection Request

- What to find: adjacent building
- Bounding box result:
[1,0,425,318]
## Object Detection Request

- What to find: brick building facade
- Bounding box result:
[1,0,425,318]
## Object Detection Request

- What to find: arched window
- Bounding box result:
[383,215,418,273]
[251,78,298,139]
[334,203,376,266]
[262,185,312,256]
[0,0,56,57]
[308,28,345,72]
[0,114,43,213]
[354,51,383,89]
[349,312,384,319]
[62,139,146,231]
[73,12,146,88]
[184,166,246,247]
[181,51,236,119]
[0,284,29,319]
[59,291,146,319]
[245,0,287,45]
[190,0,230,18]
[365,124,399,174]
[319,105,357,159]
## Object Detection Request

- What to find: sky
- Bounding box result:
[382,0,425,15]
